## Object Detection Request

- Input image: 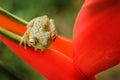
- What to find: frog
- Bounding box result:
[20,15,57,51]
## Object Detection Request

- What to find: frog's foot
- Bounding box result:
[20,36,28,48]
[34,44,46,51]
[50,32,57,40]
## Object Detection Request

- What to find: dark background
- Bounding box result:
[0,0,120,80]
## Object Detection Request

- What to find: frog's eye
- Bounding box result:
[29,36,38,45]
[44,22,50,32]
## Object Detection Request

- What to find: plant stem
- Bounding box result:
[0,8,27,42]
[0,27,21,42]
[0,7,28,25]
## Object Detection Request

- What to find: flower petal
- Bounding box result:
[0,35,83,80]
[73,0,120,77]
[50,36,73,58]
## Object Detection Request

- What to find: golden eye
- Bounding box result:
[29,36,38,45]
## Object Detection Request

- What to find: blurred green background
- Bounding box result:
[0,0,120,80]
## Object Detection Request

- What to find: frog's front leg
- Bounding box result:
[20,31,29,48]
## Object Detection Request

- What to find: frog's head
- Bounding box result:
[28,35,50,51]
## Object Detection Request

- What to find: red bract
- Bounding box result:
[0,35,83,80]
[0,34,96,80]
[73,0,120,77]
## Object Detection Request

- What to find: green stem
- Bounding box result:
[0,27,21,42]
[0,8,27,42]
[0,7,28,25]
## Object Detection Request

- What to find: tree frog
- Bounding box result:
[20,15,57,51]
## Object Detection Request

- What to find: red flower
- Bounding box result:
[0,0,120,80]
